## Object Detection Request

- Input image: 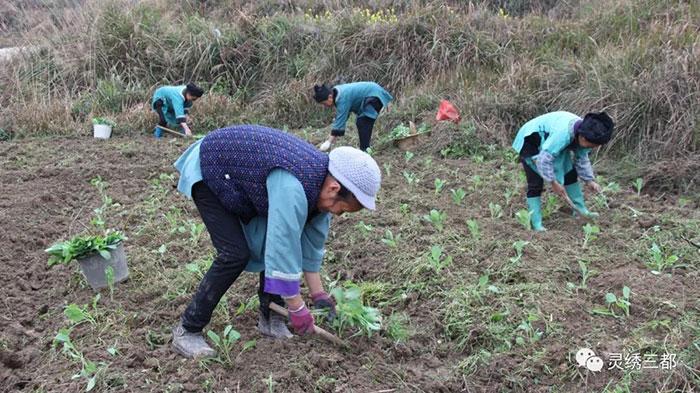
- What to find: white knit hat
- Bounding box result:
[328,147,381,210]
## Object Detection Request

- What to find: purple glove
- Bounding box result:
[311,292,337,322]
[288,303,315,335]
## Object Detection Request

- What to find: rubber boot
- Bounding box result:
[565,182,599,218]
[153,126,163,138]
[526,197,547,232]
[171,322,216,359]
[257,311,293,339]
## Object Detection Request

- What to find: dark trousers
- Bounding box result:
[181,182,284,332]
[521,158,578,198]
[153,99,167,127]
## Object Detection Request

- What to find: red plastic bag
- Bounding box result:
[436,99,461,124]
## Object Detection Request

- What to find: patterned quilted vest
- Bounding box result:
[199,125,329,222]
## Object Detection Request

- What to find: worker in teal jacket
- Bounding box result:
[151,83,204,138]
[170,125,382,359]
[314,81,393,152]
[512,111,614,231]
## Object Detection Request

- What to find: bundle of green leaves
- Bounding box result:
[91,117,116,127]
[46,231,125,267]
[329,283,382,338]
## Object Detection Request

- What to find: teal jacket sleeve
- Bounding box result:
[331,99,351,134]
[263,169,308,297]
[301,212,331,272]
[168,91,187,122]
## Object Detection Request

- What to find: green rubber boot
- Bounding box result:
[565,182,599,218]
[526,197,547,231]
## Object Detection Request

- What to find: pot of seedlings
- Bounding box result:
[392,122,431,151]
[46,231,128,290]
[92,117,116,139]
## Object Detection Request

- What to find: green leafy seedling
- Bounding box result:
[206,325,241,367]
[633,178,644,196]
[582,223,600,248]
[450,188,466,205]
[64,303,96,326]
[381,229,399,248]
[423,209,447,231]
[434,178,446,195]
[383,163,392,177]
[515,209,532,230]
[489,202,503,218]
[402,171,419,186]
[404,151,414,163]
[466,219,480,241]
[509,240,529,264]
[647,243,679,274]
[593,286,631,318]
[426,245,452,272]
[355,221,373,236]
[330,283,382,338]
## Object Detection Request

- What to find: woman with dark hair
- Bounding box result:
[512,111,615,231]
[151,83,204,138]
[314,81,393,152]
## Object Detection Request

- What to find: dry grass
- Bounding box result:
[0,0,698,175]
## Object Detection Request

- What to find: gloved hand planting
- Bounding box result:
[288,302,315,335]
[311,291,337,322]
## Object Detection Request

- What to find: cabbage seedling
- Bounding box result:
[592,286,631,318]
[424,209,447,231]
[489,202,502,218]
[647,243,679,274]
[404,151,414,163]
[402,171,418,186]
[330,284,382,338]
[633,178,643,196]
[515,209,532,230]
[582,223,600,248]
[426,245,452,272]
[450,188,466,205]
[381,229,399,248]
[509,240,529,264]
[466,219,480,241]
[434,178,446,195]
[206,325,241,367]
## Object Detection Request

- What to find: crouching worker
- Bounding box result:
[512,111,614,231]
[151,83,204,138]
[171,125,382,358]
[314,81,393,152]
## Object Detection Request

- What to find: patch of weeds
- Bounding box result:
[235,295,260,316]
[592,286,631,318]
[489,202,503,218]
[515,311,543,346]
[384,312,411,344]
[423,209,447,231]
